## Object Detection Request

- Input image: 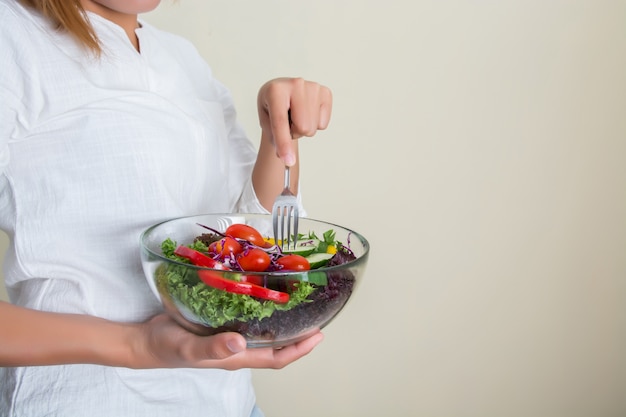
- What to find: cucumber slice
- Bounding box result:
[295,271,328,286]
[305,252,334,269]
[282,239,320,257]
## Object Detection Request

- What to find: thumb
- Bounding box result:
[189,332,247,361]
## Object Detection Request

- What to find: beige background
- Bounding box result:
[2,0,626,416]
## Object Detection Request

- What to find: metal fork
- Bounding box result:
[272,166,299,251]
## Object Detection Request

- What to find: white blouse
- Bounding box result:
[0,1,279,415]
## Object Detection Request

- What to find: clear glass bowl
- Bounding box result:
[140,213,369,348]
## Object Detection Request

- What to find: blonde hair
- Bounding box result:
[20,0,101,54]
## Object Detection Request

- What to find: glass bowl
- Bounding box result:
[140,213,369,348]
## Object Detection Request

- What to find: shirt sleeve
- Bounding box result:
[0,14,13,175]
[0,84,25,176]
[0,50,20,176]
[0,91,12,174]
[0,5,36,178]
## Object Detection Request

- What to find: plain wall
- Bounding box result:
[2,1,626,416]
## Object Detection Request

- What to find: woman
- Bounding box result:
[0,0,332,415]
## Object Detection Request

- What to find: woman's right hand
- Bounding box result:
[133,313,324,370]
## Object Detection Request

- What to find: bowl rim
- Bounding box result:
[140,213,370,276]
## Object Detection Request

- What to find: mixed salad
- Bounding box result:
[157,222,357,339]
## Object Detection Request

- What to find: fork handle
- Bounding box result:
[284,166,291,190]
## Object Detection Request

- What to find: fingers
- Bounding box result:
[262,331,325,369]
[181,332,248,362]
[262,81,296,165]
[258,78,333,166]
[287,79,318,138]
[215,330,325,370]
[318,87,333,130]
[289,82,332,135]
[142,314,324,370]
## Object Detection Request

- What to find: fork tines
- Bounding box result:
[271,166,299,251]
[273,204,299,250]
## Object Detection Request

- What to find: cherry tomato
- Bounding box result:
[237,248,271,272]
[225,224,270,247]
[208,241,218,255]
[214,236,243,257]
[276,254,311,271]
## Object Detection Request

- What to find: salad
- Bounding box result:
[157,222,357,340]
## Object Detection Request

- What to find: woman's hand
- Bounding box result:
[133,313,324,370]
[253,78,332,210]
[257,77,332,167]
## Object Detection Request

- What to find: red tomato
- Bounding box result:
[240,274,264,286]
[198,271,289,304]
[225,224,270,247]
[276,254,311,271]
[215,236,243,257]
[208,241,218,255]
[237,248,271,272]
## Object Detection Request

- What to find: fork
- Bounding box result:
[272,166,299,251]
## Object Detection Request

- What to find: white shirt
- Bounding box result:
[0,1,275,415]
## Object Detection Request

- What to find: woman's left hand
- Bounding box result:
[133,313,324,370]
[257,78,333,166]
